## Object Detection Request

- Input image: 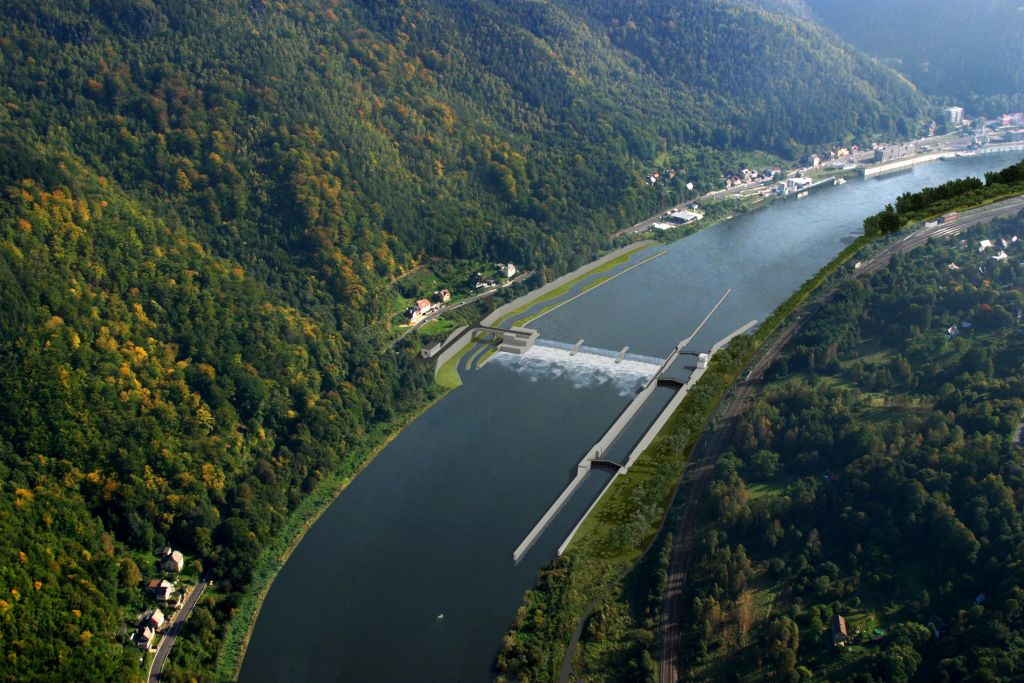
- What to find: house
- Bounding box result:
[139,608,165,630]
[407,298,434,324]
[437,289,451,304]
[832,614,850,647]
[135,625,155,650]
[160,548,184,573]
[145,578,175,602]
[503,263,517,279]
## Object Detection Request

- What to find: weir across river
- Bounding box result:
[510,287,757,563]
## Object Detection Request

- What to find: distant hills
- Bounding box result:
[0,0,928,678]
[749,0,1024,104]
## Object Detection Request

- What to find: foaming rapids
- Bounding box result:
[492,340,662,395]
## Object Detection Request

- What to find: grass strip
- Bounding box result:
[215,390,447,680]
[435,339,479,389]
[495,243,657,325]
[564,235,873,567]
[515,250,669,326]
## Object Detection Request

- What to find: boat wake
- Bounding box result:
[492,340,661,395]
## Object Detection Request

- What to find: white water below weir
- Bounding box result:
[492,341,663,396]
[534,339,664,366]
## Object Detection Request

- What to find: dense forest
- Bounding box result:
[0,0,929,679]
[793,0,1024,111]
[863,159,1024,237]
[680,213,1024,681]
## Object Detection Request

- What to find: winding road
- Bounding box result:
[148,576,210,683]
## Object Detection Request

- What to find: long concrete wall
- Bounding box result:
[862,152,945,177]
[977,142,1024,155]
[431,325,470,379]
[621,320,756,474]
[513,375,662,562]
[543,320,758,560]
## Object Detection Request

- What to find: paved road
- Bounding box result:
[148,577,210,683]
[612,183,766,239]
[391,271,532,346]
[856,195,1024,278]
[655,193,1024,683]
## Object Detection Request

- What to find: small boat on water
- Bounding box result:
[834,177,847,186]
[797,191,809,199]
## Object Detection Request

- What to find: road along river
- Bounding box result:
[239,152,1024,682]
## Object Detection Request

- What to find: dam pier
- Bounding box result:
[508,287,758,563]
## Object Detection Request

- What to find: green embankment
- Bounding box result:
[498,173,1024,681]
[495,243,657,326]
[514,249,669,326]
[434,242,659,389]
[215,391,446,680]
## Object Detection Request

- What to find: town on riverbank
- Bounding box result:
[394,106,1024,358]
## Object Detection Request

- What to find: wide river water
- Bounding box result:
[239,153,1024,682]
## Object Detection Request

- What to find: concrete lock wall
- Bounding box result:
[431,326,470,379]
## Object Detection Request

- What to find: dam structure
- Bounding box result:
[511,288,758,563]
[512,319,757,563]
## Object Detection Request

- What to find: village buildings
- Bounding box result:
[134,608,166,650]
[145,578,176,603]
[159,548,185,573]
[832,614,850,647]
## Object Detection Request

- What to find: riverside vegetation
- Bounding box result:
[678,210,1024,682]
[496,160,1024,682]
[0,0,932,679]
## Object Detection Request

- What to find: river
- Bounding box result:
[239,153,1024,682]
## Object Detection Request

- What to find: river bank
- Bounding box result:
[214,389,449,680]
[498,187,1024,681]
[238,152,1024,683]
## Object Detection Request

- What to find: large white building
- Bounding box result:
[946,106,965,127]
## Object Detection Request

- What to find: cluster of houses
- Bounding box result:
[723,166,780,189]
[774,175,814,196]
[133,608,166,652]
[406,288,451,325]
[404,263,519,326]
[131,547,186,651]
[647,167,682,185]
[943,236,1022,340]
[473,262,517,288]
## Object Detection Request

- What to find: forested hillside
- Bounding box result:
[0,0,927,678]
[680,215,1024,681]
[800,0,1024,108]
